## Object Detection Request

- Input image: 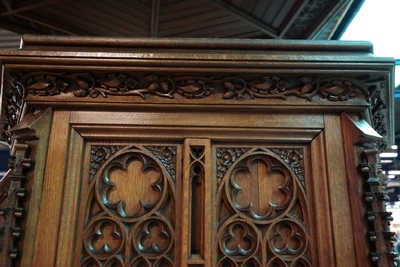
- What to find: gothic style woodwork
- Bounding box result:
[0,36,397,267]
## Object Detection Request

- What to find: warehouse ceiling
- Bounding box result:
[0,0,360,43]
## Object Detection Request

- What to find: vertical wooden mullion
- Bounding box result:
[309,131,335,267]
[323,114,357,267]
[32,110,71,267]
[181,138,211,267]
[54,128,85,267]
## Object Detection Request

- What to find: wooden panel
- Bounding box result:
[20,109,53,267]
[341,114,371,266]
[70,111,324,129]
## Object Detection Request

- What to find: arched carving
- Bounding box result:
[216,147,310,266]
[80,145,177,266]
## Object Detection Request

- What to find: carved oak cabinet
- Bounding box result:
[0,36,397,267]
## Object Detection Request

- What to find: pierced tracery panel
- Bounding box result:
[79,144,177,267]
[216,147,310,267]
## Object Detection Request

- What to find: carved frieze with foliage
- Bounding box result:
[3,71,389,149]
[15,71,383,102]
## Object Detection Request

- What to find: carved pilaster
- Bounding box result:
[360,149,400,266]
[0,143,31,265]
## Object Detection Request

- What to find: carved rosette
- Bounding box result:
[89,146,121,182]
[217,148,251,181]
[145,146,177,182]
[216,147,310,267]
[270,148,305,187]
[81,145,176,266]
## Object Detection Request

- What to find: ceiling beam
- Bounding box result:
[1,0,13,11]
[0,0,63,17]
[150,0,160,37]
[14,14,77,36]
[278,0,309,38]
[210,0,280,39]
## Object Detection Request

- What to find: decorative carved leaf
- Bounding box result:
[321,84,347,96]
[26,79,51,90]
[177,84,201,93]
[300,84,313,94]
[97,74,125,88]
[250,78,274,91]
